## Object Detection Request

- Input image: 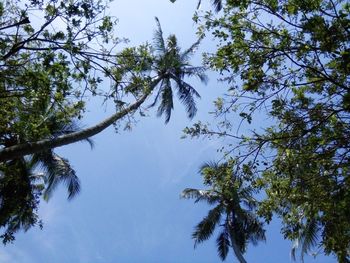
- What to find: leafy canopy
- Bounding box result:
[184,0,350,261]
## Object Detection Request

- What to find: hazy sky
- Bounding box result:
[1,1,336,262]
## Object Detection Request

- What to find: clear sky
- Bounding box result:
[1,1,336,262]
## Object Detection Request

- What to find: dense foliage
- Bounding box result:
[183,0,350,261]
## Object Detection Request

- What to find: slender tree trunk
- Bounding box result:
[229,232,247,263]
[0,77,162,162]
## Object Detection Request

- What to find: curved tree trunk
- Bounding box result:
[0,77,162,162]
[229,231,248,263]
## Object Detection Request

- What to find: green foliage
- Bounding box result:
[0,0,118,151]
[185,0,350,261]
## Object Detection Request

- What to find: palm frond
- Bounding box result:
[193,204,223,247]
[197,0,202,9]
[212,0,223,12]
[171,75,200,119]
[149,79,165,108]
[197,0,222,12]
[301,219,319,257]
[0,159,42,242]
[156,79,173,123]
[216,229,230,261]
[166,34,179,52]
[238,187,257,211]
[153,17,166,53]
[291,238,300,262]
[181,188,220,204]
[200,161,220,172]
[36,152,80,201]
[182,66,208,84]
[291,219,319,262]
[228,220,247,253]
[181,39,201,62]
[172,73,201,98]
[243,212,266,245]
[83,137,95,149]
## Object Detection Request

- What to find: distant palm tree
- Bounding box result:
[149,17,208,123]
[182,161,265,263]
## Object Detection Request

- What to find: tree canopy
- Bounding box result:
[1,0,349,261]
[183,0,350,261]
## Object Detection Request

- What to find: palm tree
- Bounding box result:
[182,161,265,263]
[149,17,208,123]
[0,18,206,161]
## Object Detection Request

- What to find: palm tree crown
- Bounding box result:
[182,161,265,263]
[149,17,208,123]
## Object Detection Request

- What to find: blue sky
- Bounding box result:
[1,1,336,262]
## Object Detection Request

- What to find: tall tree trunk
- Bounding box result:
[229,231,247,263]
[0,77,162,162]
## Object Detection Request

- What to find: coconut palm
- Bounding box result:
[182,161,265,263]
[0,18,206,161]
[149,17,208,123]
